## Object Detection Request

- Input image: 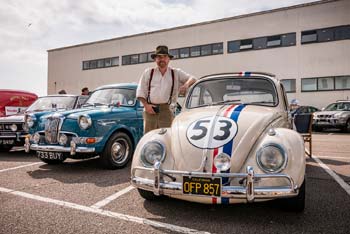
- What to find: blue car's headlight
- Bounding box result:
[26,115,36,128]
[256,143,287,173]
[140,141,166,167]
[78,115,92,130]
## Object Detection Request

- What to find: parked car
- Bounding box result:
[0,95,87,152]
[313,100,350,132]
[131,72,306,212]
[0,89,37,117]
[290,105,320,117]
[25,83,143,169]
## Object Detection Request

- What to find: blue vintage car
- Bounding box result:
[0,94,87,152]
[24,83,143,169]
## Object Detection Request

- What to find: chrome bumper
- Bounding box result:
[131,163,298,202]
[24,137,95,155]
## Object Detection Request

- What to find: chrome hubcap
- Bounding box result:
[111,138,129,164]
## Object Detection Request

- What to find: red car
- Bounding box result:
[0,90,38,117]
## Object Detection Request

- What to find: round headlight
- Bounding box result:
[26,115,36,128]
[256,144,287,173]
[33,132,41,144]
[59,134,68,145]
[10,124,17,132]
[140,141,166,167]
[214,153,231,171]
[78,115,92,130]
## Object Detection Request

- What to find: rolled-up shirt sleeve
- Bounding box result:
[136,68,150,100]
[175,68,196,86]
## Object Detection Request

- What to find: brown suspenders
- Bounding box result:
[147,68,175,104]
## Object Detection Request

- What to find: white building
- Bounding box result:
[48,0,350,108]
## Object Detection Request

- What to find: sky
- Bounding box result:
[0,0,317,96]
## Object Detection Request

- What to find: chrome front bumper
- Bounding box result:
[24,138,95,155]
[131,162,298,202]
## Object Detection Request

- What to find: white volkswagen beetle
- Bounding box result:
[131,72,306,212]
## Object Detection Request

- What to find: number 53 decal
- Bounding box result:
[186,116,238,149]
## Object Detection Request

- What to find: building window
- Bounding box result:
[122,56,130,65]
[302,25,350,45]
[301,30,317,44]
[130,54,139,64]
[212,43,223,54]
[335,76,350,90]
[281,79,296,93]
[317,28,334,42]
[169,49,179,59]
[190,46,200,57]
[201,44,212,56]
[97,59,104,68]
[240,39,253,50]
[111,57,119,66]
[83,61,89,70]
[227,41,240,53]
[179,48,190,58]
[139,53,148,63]
[90,60,97,69]
[105,58,112,67]
[147,52,153,62]
[281,33,296,46]
[267,35,281,47]
[253,37,267,50]
[318,77,334,90]
[335,25,350,40]
[301,78,317,91]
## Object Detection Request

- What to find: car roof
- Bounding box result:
[94,83,138,90]
[39,94,79,98]
[200,72,277,82]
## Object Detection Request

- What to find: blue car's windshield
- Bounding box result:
[27,96,76,111]
[85,88,136,106]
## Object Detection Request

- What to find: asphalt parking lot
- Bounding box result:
[1,132,349,234]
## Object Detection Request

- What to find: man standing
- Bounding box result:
[136,45,196,133]
[81,87,89,95]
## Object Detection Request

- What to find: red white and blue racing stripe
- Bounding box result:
[212,104,246,204]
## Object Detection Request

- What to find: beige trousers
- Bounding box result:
[143,104,174,134]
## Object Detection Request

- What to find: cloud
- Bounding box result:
[0,0,316,96]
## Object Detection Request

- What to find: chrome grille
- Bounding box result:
[45,117,60,144]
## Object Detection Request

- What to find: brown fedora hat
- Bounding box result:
[150,45,174,59]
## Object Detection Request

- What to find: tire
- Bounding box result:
[99,132,134,169]
[280,179,305,212]
[313,126,323,132]
[342,120,350,133]
[137,189,159,201]
[39,158,65,165]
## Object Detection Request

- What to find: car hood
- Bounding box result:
[170,104,283,173]
[0,114,25,123]
[314,111,348,116]
[39,106,133,120]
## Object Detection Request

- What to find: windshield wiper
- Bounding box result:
[245,101,275,105]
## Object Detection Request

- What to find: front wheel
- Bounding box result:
[99,132,134,169]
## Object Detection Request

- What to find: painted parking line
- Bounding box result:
[90,185,135,209]
[0,162,44,173]
[315,156,350,160]
[312,155,350,196]
[0,186,210,234]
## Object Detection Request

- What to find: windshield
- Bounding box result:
[324,102,350,111]
[27,96,76,111]
[187,77,278,108]
[85,88,136,106]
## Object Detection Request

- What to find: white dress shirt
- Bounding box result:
[136,67,195,104]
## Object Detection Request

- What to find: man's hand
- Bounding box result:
[145,103,156,114]
[179,84,188,96]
